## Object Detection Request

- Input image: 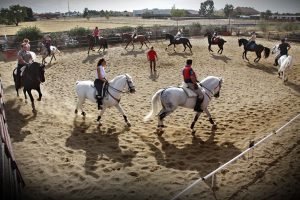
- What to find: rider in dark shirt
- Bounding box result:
[274,38,291,66]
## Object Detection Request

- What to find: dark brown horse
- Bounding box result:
[122,33,150,49]
[238,38,270,63]
[13,62,45,112]
[204,32,227,54]
[87,35,108,55]
[165,33,192,52]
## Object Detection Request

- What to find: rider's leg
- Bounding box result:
[194,87,204,112]
[274,54,280,66]
[94,79,103,109]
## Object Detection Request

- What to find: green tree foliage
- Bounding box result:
[69,27,91,37]
[9,4,27,26]
[224,4,234,18]
[199,0,215,16]
[23,6,35,21]
[261,10,272,20]
[83,8,89,18]
[15,26,42,42]
[171,5,186,29]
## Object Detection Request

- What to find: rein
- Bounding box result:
[105,75,133,102]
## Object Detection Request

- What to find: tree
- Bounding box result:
[83,8,89,18]
[171,5,186,29]
[199,0,214,17]
[9,4,27,26]
[23,6,34,21]
[260,10,272,20]
[224,4,234,29]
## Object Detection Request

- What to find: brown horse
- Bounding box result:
[204,32,227,54]
[87,35,108,55]
[122,33,150,49]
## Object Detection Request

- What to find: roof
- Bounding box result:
[234,7,260,15]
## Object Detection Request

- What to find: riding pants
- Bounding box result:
[94,79,105,97]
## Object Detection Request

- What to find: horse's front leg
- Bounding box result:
[165,43,172,51]
[27,89,36,113]
[244,51,249,62]
[190,112,201,135]
[23,88,27,101]
[125,41,130,49]
[36,85,42,101]
[173,44,176,52]
[204,108,216,128]
[183,44,186,52]
[115,104,131,127]
[49,55,54,64]
[140,41,143,49]
[96,108,106,126]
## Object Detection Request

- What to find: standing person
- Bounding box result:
[246,31,256,50]
[23,38,30,51]
[147,46,158,73]
[182,59,204,112]
[16,43,33,88]
[274,38,291,66]
[43,34,52,56]
[94,58,108,110]
[92,26,100,49]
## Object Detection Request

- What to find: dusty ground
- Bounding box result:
[0,36,299,200]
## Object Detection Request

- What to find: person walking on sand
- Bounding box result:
[147,46,158,73]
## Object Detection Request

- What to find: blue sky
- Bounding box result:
[1,0,299,13]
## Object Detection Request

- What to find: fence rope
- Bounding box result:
[171,112,300,200]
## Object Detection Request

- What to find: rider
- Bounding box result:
[246,31,256,50]
[23,38,30,51]
[43,34,52,56]
[94,58,108,110]
[211,31,219,43]
[182,59,204,112]
[16,42,33,88]
[175,28,182,40]
[92,26,100,49]
[274,38,291,66]
[132,28,137,40]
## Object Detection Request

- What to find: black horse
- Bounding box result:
[87,35,108,55]
[13,62,45,112]
[165,33,192,52]
[204,32,227,54]
[238,38,270,63]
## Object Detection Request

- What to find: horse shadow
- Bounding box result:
[121,49,145,58]
[143,128,241,177]
[246,63,277,75]
[285,81,300,94]
[210,54,231,63]
[82,54,101,64]
[66,117,135,178]
[149,71,160,81]
[167,51,192,58]
[4,99,37,142]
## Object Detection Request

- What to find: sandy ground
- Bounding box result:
[0,36,300,200]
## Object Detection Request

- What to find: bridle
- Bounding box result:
[200,79,222,99]
[106,74,135,102]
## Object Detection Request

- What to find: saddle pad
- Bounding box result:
[180,83,197,97]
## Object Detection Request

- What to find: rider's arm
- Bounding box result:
[17,52,26,64]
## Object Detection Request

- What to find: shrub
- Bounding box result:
[68,27,91,37]
[118,26,133,33]
[189,23,202,36]
[15,26,42,42]
[258,21,270,33]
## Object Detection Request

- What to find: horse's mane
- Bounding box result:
[109,74,131,83]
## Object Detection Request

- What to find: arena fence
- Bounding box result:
[171,113,300,200]
[0,79,25,200]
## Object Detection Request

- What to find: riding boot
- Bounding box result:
[96,95,103,110]
[194,97,203,112]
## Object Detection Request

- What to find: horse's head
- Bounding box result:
[165,33,173,40]
[27,62,46,83]
[271,44,279,54]
[125,74,135,93]
[204,32,211,38]
[238,38,248,47]
[200,76,223,98]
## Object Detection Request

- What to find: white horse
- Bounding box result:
[271,44,293,82]
[75,74,136,126]
[144,76,223,134]
[39,42,60,64]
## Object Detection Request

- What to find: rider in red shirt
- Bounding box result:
[92,27,100,49]
[182,59,204,112]
[147,46,158,73]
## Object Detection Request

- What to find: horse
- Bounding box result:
[87,35,108,55]
[38,42,60,65]
[75,74,136,126]
[271,44,293,82]
[204,32,227,54]
[144,76,223,135]
[13,62,46,113]
[122,33,150,49]
[165,33,192,52]
[238,38,270,63]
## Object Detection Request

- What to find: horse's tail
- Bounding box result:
[264,47,270,58]
[143,89,164,122]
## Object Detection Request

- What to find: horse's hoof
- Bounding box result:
[37,98,41,101]
[212,124,217,130]
[32,109,37,114]
[81,112,86,116]
[75,109,78,114]
[191,130,196,136]
[156,129,164,136]
[127,122,131,127]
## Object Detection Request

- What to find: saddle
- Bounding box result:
[247,43,256,50]
[180,82,204,112]
[212,38,219,44]
[94,82,108,99]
